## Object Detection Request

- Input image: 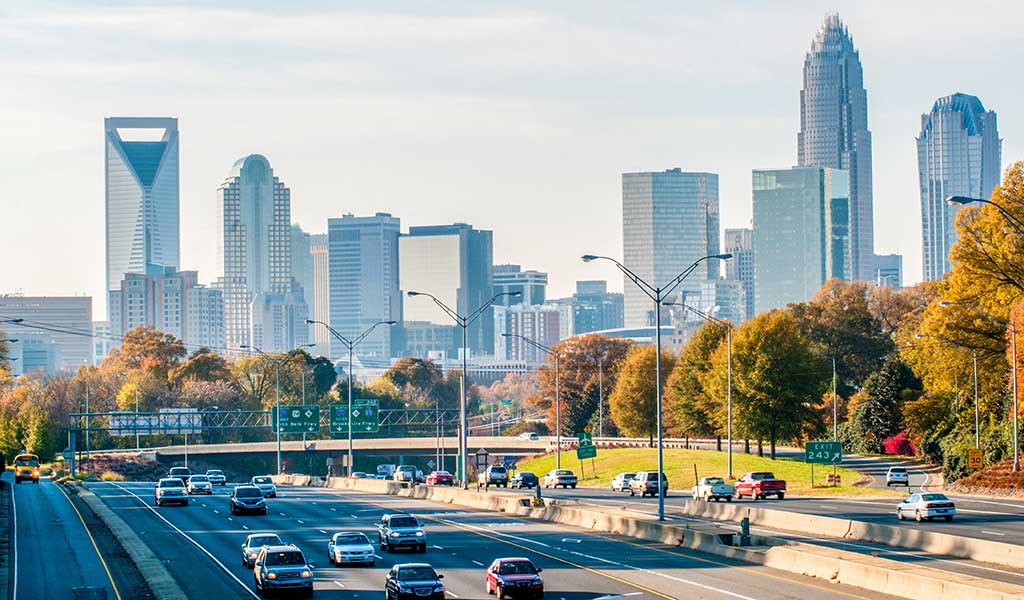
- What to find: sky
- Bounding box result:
[1,0,1021,319]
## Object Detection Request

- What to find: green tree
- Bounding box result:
[607,346,676,441]
[666,322,728,442]
[843,355,922,454]
[24,406,59,461]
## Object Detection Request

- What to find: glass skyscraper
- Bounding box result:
[798,14,874,281]
[104,117,180,296]
[621,168,719,327]
[918,93,1001,281]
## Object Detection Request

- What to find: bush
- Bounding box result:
[883,432,916,456]
[100,471,125,482]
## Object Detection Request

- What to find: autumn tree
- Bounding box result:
[843,355,922,453]
[665,322,728,444]
[608,346,676,441]
[169,348,231,389]
[108,326,186,379]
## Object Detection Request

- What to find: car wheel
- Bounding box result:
[726,496,732,502]
[629,488,635,496]
[487,580,494,595]
[419,544,426,553]
[897,509,904,520]
[497,585,505,599]
[944,515,953,522]
[916,510,923,522]
[777,493,784,500]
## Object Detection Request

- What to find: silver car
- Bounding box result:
[897,492,956,522]
[542,469,578,489]
[206,469,227,485]
[610,472,635,492]
[886,466,910,487]
[187,474,213,495]
[251,475,277,498]
[328,531,376,566]
[242,532,283,568]
[155,477,189,506]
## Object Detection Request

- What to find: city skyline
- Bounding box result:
[3,3,1024,313]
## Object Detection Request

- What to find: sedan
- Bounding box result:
[251,475,277,498]
[206,469,227,485]
[385,563,445,600]
[897,493,956,522]
[485,557,544,599]
[510,472,538,489]
[241,532,283,568]
[328,531,376,566]
[230,485,268,515]
[426,471,454,486]
[542,469,577,489]
[186,474,213,495]
[610,472,635,492]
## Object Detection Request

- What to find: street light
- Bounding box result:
[502,333,562,466]
[583,252,731,521]
[947,196,1024,236]
[407,290,521,487]
[662,301,734,479]
[242,343,316,474]
[306,319,395,476]
[913,332,980,449]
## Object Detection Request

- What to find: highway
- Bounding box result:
[85,481,902,600]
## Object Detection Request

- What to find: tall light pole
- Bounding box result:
[241,343,315,474]
[407,290,520,487]
[914,331,981,449]
[662,302,734,479]
[502,333,561,466]
[306,319,395,476]
[583,252,731,521]
[947,196,1024,236]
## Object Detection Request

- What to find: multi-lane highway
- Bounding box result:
[82,480,902,600]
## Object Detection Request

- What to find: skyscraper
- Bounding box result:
[104,117,180,296]
[327,213,401,361]
[723,228,755,320]
[310,234,330,357]
[571,281,625,334]
[217,154,294,351]
[290,224,315,342]
[0,295,93,373]
[918,93,1001,281]
[621,168,719,327]
[493,265,547,306]
[874,254,903,288]
[753,167,850,312]
[798,14,874,281]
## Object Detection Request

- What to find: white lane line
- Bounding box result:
[10,475,17,600]
[297,520,305,524]
[472,560,484,566]
[445,591,459,598]
[334,580,345,588]
[432,545,444,550]
[213,510,219,514]
[981,530,1007,536]
[374,554,383,559]
[595,594,643,600]
[950,497,1024,510]
[106,482,260,599]
[279,512,287,516]
[561,538,582,543]
[242,525,249,530]
[319,529,328,534]
[350,515,359,519]
[330,508,337,512]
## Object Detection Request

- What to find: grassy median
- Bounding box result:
[515,447,901,497]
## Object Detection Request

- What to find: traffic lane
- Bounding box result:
[9,474,120,600]
[287,486,902,600]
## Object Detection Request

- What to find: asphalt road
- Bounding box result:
[86,481,902,600]
[5,472,120,600]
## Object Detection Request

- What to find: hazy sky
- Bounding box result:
[1,1,1021,318]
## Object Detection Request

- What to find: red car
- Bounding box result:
[426,470,454,486]
[734,471,786,500]
[485,557,543,599]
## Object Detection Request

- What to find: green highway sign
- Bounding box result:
[805,441,843,465]
[500,399,513,407]
[330,399,380,433]
[274,405,320,434]
[577,444,597,460]
[578,431,593,445]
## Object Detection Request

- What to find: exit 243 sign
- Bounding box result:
[805,441,843,465]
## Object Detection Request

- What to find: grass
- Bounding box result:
[515,447,902,497]
[99,471,125,482]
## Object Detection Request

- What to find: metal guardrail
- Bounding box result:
[68,408,463,432]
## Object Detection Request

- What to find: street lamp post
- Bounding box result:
[407,291,520,487]
[502,333,561,467]
[914,331,981,449]
[584,252,731,521]
[306,319,395,476]
[947,196,1024,236]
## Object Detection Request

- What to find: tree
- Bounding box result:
[168,348,231,388]
[703,310,826,458]
[24,406,59,461]
[843,355,921,454]
[107,326,186,379]
[178,380,241,410]
[665,322,728,442]
[607,346,676,440]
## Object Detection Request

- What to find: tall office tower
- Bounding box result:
[250,292,309,353]
[92,321,113,365]
[0,295,93,373]
[108,267,199,342]
[217,154,293,351]
[723,228,755,320]
[492,304,561,362]
[327,213,401,361]
[104,117,180,297]
[290,224,315,343]
[698,279,746,325]
[753,167,850,312]
[309,234,330,357]
[622,168,719,327]
[187,286,225,350]
[798,14,874,281]
[398,224,494,357]
[572,280,625,334]
[493,265,547,306]
[874,254,903,288]
[918,93,1001,281]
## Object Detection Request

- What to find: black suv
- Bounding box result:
[253,544,314,597]
[230,485,268,515]
[378,514,427,553]
[385,563,444,600]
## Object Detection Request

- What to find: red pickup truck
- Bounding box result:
[734,471,786,500]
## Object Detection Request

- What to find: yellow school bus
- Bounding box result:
[14,453,40,484]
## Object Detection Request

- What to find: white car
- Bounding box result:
[542,469,578,489]
[327,531,376,566]
[610,472,635,492]
[251,476,277,498]
[886,466,910,487]
[394,465,418,483]
[187,474,213,495]
[155,477,189,506]
[206,469,227,485]
[691,476,734,502]
[518,432,540,441]
[897,492,956,522]
[241,532,283,568]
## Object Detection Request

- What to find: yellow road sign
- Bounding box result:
[967,448,983,471]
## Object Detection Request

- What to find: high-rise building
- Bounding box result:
[108,267,198,342]
[493,304,561,363]
[622,168,719,327]
[874,254,903,288]
[186,286,225,350]
[0,295,93,373]
[250,292,309,353]
[290,224,314,329]
[918,93,1002,281]
[698,279,746,325]
[398,224,494,357]
[327,213,401,361]
[722,228,755,320]
[493,265,547,306]
[798,14,874,281]
[571,280,625,334]
[104,117,180,296]
[753,167,850,312]
[310,234,330,357]
[93,321,113,365]
[217,154,293,351]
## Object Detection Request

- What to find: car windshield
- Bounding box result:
[498,561,537,575]
[705,477,725,485]
[922,494,949,501]
[890,468,907,473]
[334,534,369,545]
[190,476,209,482]
[15,458,39,467]
[519,472,536,478]
[160,479,184,488]
[750,473,775,480]
[434,471,450,476]
[253,477,272,484]
[265,551,305,566]
[389,516,418,528]
[555,470,573,476]
[170,468,189,475]
[208,470,223,476]
[236,487,262,498]
[622,473,635,478]
[490,467,506,473]
[397,566,437,581]
[249,536,281,547]
[398,466,416,472]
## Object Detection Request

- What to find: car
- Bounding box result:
[168,466,192,484]
[510,472,538,489]
[610,472,635,492]
[897,492,957,522]
[542,469,577,489]
[385,563,445,600]
[187,474,213,495]
[154,477,189,506]
[479,465,509,488]
[691,476,734,502]
[253,544,314,597]
[251,476,277,498]
[327,531,376,566]
[734,472,786,500]
[517,432,539,441]
[206,469,227,485]
[426,471,454,486]
[485,557,544,599]
[242,533,283,568]
[377,513,427,553]
[394,465,419,483]
[352,472,371,479]
[886,466,910,487]
[230,485,269,515]
[629,471,668,497]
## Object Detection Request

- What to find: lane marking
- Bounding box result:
[981,530,1007,536]
[445,591,459,598]
[10,475,17,600]
[279,512,287,517]
[297,519,305,524]
[56,482,123,600]
[472,560,484,566]
[319,529,328,534]
[334,580,345,588]
[432,545,444,550]
[374,553,383,559]
[242,525,249,530]
[594,594,643,600]
[330,508,337,512]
